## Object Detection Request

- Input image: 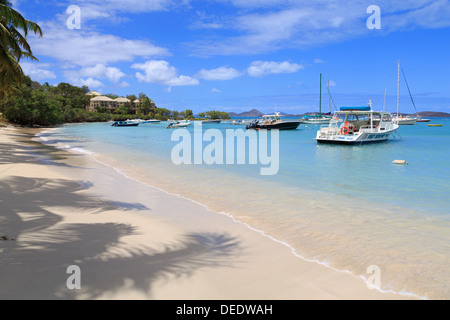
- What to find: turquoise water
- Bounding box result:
[38,118,450,299]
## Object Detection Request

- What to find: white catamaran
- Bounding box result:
[315,102,399,144]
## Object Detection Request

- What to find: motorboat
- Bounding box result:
[111,121,139,127]
[246,112,300,130]
[315,105,399,144]
[166,121,192,128]
[127,119,161,124]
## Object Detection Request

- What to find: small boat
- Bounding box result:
[111,121,139,127]
[246,112,300,130]
[302,73,332,124]
[392,61,417,126]
[127,119,161,124]
[415,118,431,123]
[202,119,222,124]
[301,114,332,124]
[166,121,192,128]
[393,116,417,125]
[428,124,443,127]
[315,105,399,144]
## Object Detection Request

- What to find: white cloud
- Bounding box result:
[189,1,450,56]
[247,61,303,77]
[314,58,325,64]
[20,62,57,81]
[29,22,170,67]
[132,60,199,87]
[211,88,221,93]
[196,67,241,80]
[73,0,179,20]
[78,77,104,88]
[79,64,125,83]
[119,81,131,88]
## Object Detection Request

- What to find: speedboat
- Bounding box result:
[127,119,161,124]
[246,112,300,130]
[315,105,399,144]
[111,121,139,127]
[166,121,192,128]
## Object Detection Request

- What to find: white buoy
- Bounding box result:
[392,160,408,165]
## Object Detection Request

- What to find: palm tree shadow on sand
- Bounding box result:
[0,176,241,299]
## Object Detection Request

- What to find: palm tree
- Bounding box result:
[0,0,42,100]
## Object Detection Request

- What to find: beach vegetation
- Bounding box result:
[197,110,230,120]
[0,74,232,126]
[0,0,42,100]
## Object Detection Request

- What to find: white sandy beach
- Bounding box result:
[0,125,414,300]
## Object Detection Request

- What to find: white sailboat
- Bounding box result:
[392,61,417,125]
[302,73,332,124]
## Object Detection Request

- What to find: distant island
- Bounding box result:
[414,111,450,117]
[229,109,450,118]
[228,109,264,118]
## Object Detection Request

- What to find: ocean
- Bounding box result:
[36,117,450,299]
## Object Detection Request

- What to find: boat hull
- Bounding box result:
[416,119,430,123]
[247,122,300,130]
[301,119,331,124]
[395,117,417,125]
[315,131,395,144]
[111,123,139,127]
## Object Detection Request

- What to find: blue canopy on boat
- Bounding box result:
[340,106,371,111]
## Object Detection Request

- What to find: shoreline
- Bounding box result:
[0,125,416,299]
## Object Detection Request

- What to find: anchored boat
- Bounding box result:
[111,121,139,127]
[166,121,192,128]
[315,105,399,144]
[301,73,332,124]
[246,112,300,130]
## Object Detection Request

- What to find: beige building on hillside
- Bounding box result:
[87,95,140,114]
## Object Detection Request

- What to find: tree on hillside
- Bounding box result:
[2,76,64,126]
[138,93,157,116]
[184,109,193,119]
[126,94,137,102]
[0,0,42,100]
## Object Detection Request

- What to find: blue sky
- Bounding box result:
[16,0,450,114]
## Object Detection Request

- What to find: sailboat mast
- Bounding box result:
[397,60,400,118]
[384,86,387,112]
[319,73,322,116]
[328,77,331,113]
